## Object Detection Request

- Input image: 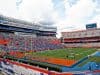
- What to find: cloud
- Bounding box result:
[0,0,18,18]
[88,0,100,28]
[18,0,56,24]
[0,0,100,38]
[0,0,57,24]
[89,14,100,28]
[52,0,66,19]
[57,0,99,30]
[55,0,100,37]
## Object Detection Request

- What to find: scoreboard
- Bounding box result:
[86,23,97,29]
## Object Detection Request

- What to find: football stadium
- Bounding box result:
[0,15,99,75]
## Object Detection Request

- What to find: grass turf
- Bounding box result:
[30,48,97,61]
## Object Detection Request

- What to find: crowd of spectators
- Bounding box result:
[0,32,63,52]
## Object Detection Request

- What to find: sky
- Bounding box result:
[0,0,100,38]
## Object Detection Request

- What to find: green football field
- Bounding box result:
[30,48,97,61]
